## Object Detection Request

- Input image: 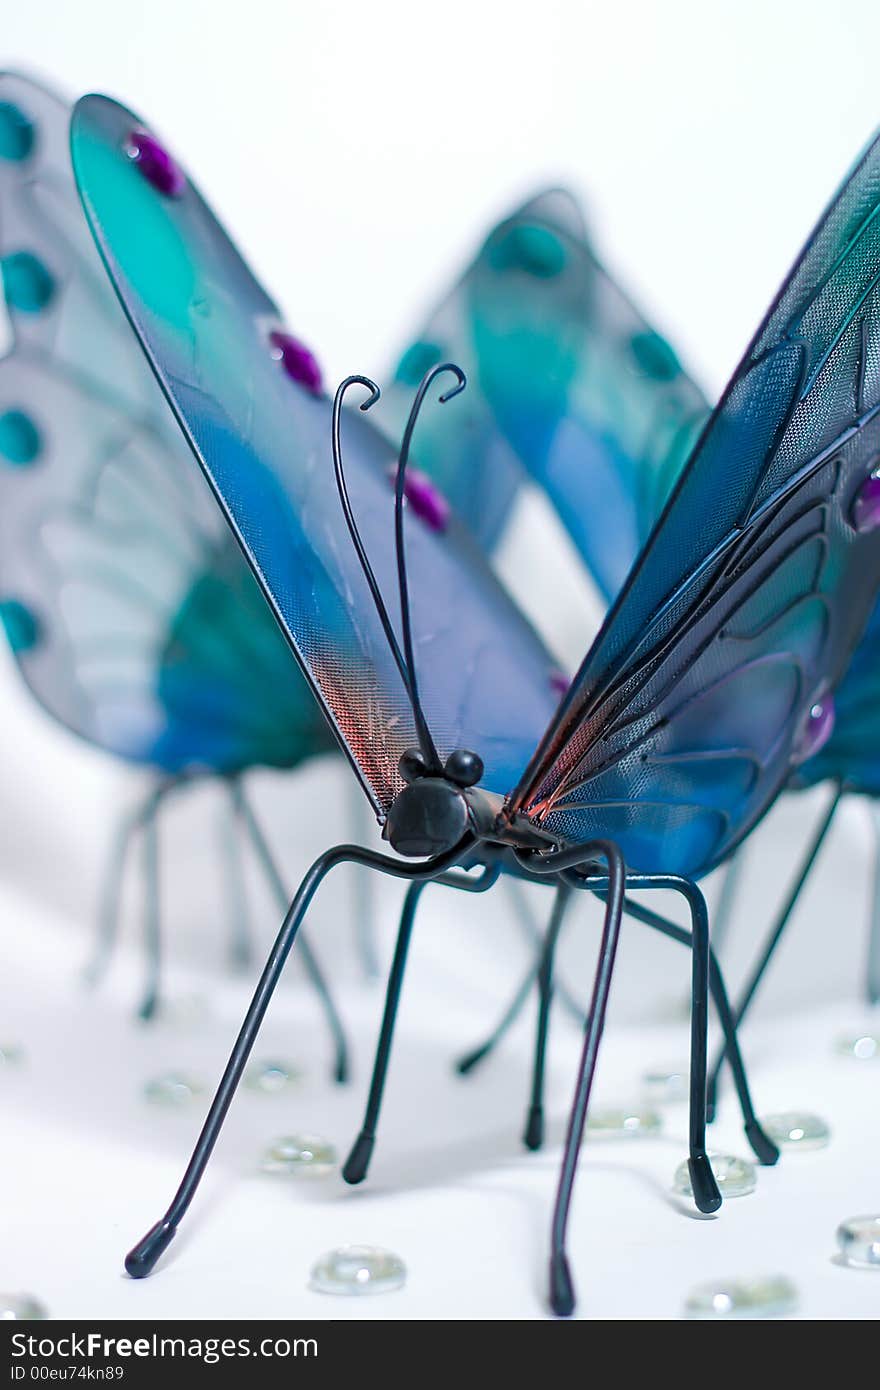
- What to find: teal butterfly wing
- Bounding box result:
[0,73,332,773]
[70,93,563,815]
[506,130,880,875]
[385,188,710,602]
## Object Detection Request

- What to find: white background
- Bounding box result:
[1,0,880,1324]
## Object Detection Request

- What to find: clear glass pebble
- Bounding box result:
[586,1105,662,1138]
[310,1245,406,1296]
[261,1134,336,1177]
[761,1111,830,1151]
[0,1293,47,1320]
[245,1059,301,1094]
[642,1068,688,1104]
[674,1152,756,1199]
[836,1214,880,1268]
[684,1275,797,1319]
[143,1073,204,1106]
[0,1043,24,1067]
[834,1032,879,1060]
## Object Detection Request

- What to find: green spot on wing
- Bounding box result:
[0,410,40,465]
[0,599,40,652]
[0,101,35,161]
[2,252,55,312]
[629,329,681,381]
[487,224,567,278]
[395,340,444,385]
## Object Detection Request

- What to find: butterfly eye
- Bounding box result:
[125,129,185,198]
[444,748,484,787]
[399,747,430,783]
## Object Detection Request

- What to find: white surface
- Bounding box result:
[1,0,880,1323]
[2,842,880,1323]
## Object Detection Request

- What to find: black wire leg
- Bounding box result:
[343,881,426,1183]
[546,843,626,1317]
[343,862,499,1185]
[454,884,584,1077]
[137,785,167,1022]
[866,802,880,1007]
[524,884,574,1152]
[706,783,844,1118]
[233,783,350,1084]
[348,777,380,980]
[84,785,157,989]
[710,847,745,958]
[124,836,475,1280]
[615,893,778,1166]
[223,779,253,972]
[505,875,583,1022]
[455,964,537,1075]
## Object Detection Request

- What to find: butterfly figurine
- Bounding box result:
[70,90,880,1316]
[0,72,353,1070]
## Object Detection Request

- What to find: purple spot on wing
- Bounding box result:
[851,467,880,533]
[388,466,450,533]
[268,331,323,394]
[126,129,185,197]
[549,669,571,696]
[792,692,835,763]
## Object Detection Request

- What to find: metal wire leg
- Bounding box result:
[617,894,778,1165]
[706,784,843,1117]
[348,776,380,980]
[137,787,165,1022]
[710,847,745,958]
[223,779,253,972]
[505,875,583,1022]
[342,881,427,1184]
[233,783,350,1084]
[454,884,584,1076]
[524,884,574,1152]
[455,965,537,1075]
[123,836,475,1280]
[343,863,500,1185]
[866,802,880,1006]
[548,843,625,1318]
[84,790,153,988]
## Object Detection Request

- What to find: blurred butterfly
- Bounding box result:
[0,73,352,1071]
[72,92,880,1315]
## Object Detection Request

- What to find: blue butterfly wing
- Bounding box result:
[70,94,562,816]
[506,130,880,876]
[0,74,329,774]
[386,188,710,601]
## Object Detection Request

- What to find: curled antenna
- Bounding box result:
[394,362,467,770]
[331,373,454,772]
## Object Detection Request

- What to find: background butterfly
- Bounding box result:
[0,73,352,1066]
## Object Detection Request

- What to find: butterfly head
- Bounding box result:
[385,746,485,857]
